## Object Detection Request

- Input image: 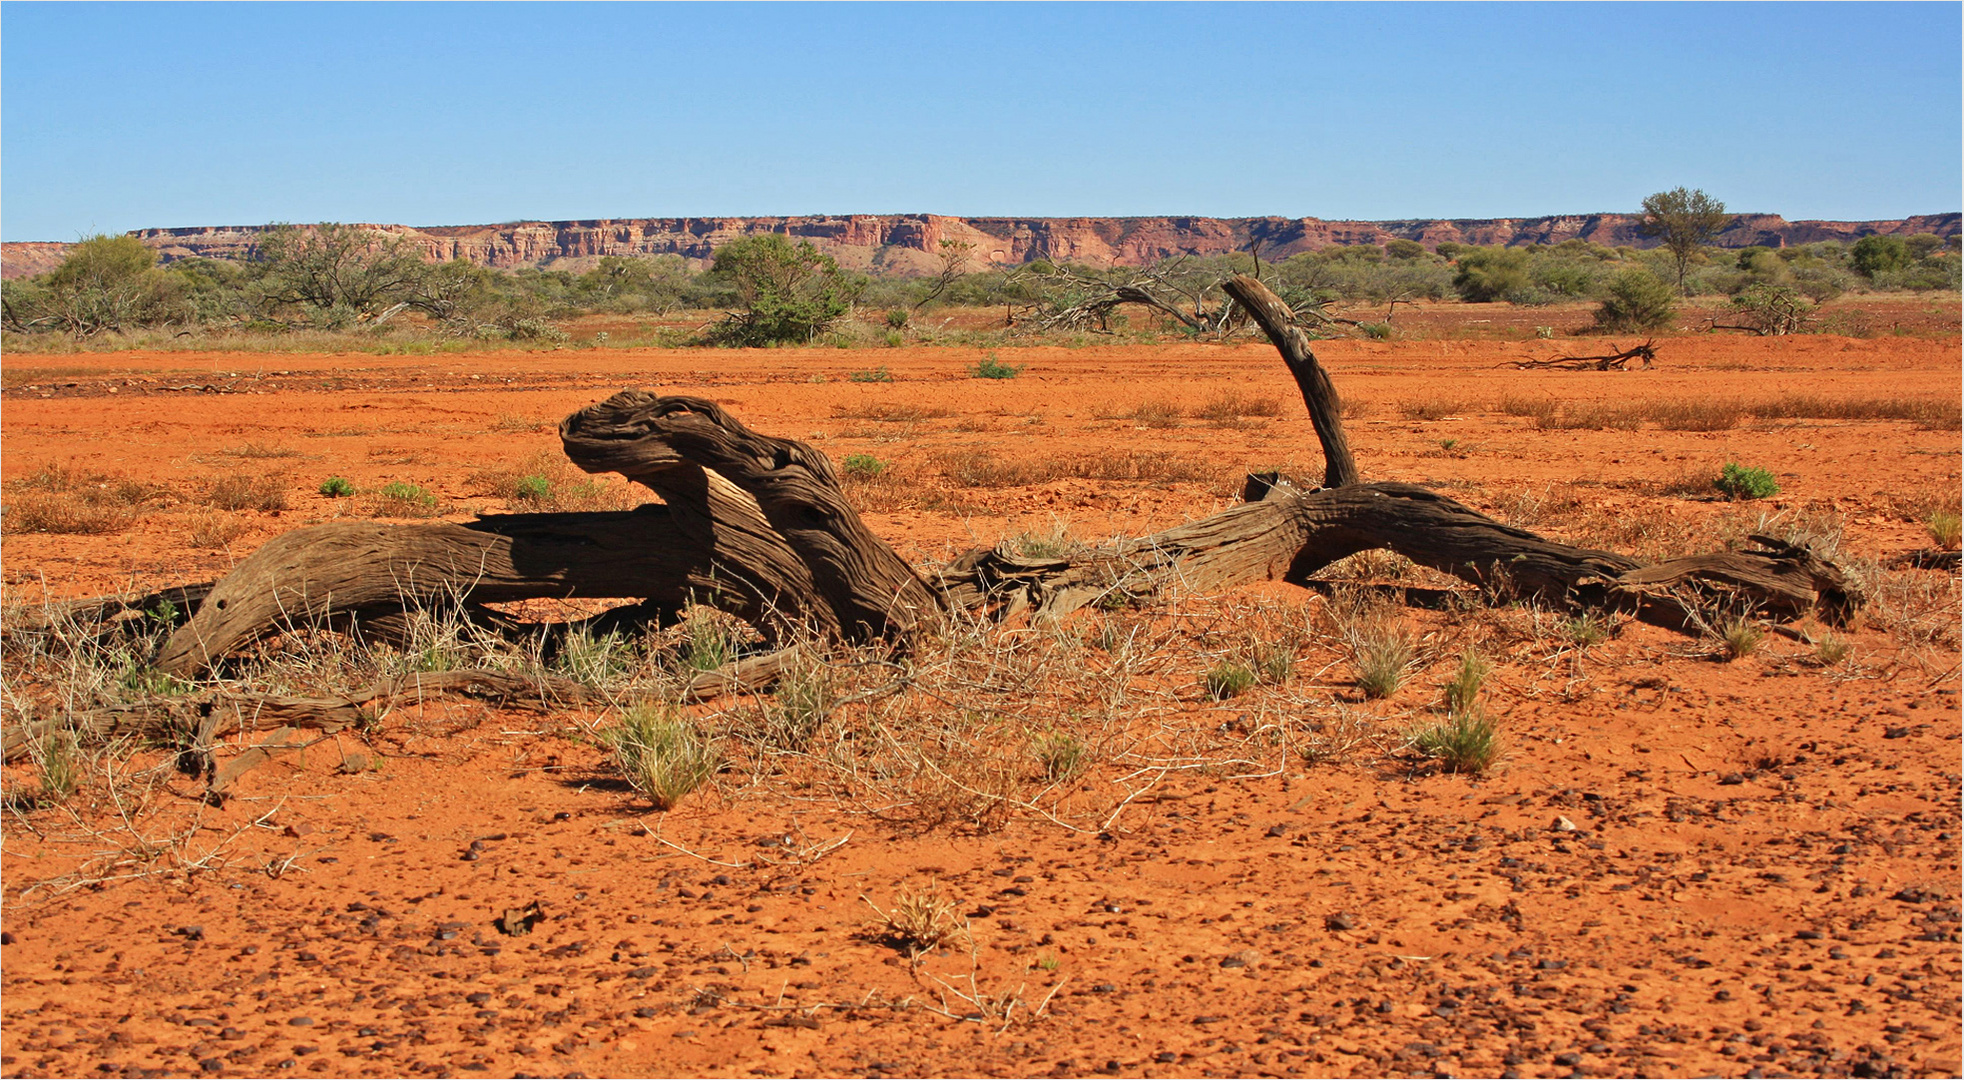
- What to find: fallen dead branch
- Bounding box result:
[1503,341,1656,371]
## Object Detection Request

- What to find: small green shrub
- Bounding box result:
[1593,268,1676,332]
[1715,463,1779,501]
[373,481,439,517]
[840,453,887,480]
[318,476,356,498]
[1204,660,1257,700]
[765,660,832,751]
[884,308,910,330]
[604,704,718,811]
[1358,321,1393,341]
[681,610,738,672]
[1564,612,1609,647]
[1408,712,1501,774]
[1032,731,1088,782]
[971,353,1021,379]
[849,366,895,383]
[513,474,553,503]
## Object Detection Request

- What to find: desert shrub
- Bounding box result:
[1450,247,1530,302]
[840,453,887,480]
[604,704,718,811]
[1728,283,1814,335]
[1850,234,1910,279]
[1715,463,1779,501]
[1129,399,1182,428]
[1031,731,1088,782]
[2,465,159,534]
[185,511,249,549]
[1203,660,1257,700]
[1349,619,1414,699]
[203,473,288,512]
[884,308,910,330]
[1192,390,1281,425]
[1719,616,1764,661]
[373,481,439,517]
[866,883,966,959]
[1409,711,1500,774]
[1593,268,1676,332]
[512,474,553,503]
[1926,510,1962,550]
[971,353,1021,379]
[1358,320,1393,340]
[1385,239,1429,260]
[704,235,855,346]
[318,476,356,497]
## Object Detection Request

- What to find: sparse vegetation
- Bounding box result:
[604,703,719,811]
[1715,463,1780,501]
[840,453,887,480]
[318,476,356,498]
[971,353,1021,379]
[1203,660,1257,700]
[1349,618,1414,699]
[848,366,895,383]
[372,480,439,517]
[866,883,967,959]
[1719,615,1765,660]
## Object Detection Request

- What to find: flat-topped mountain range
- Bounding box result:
[4,211,1957,279]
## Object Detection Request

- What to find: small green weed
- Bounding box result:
[318,476,356,498]
[971,353,1021,379]
[513,474,553,503]
[1204,660,1257,700]
[1408,712,1501,774]
[1715,463,1780,501]
[373,481,439,517]
[849,366,895,383]
[1442,650,1489,718]
[841,453,887,480]
[1565,612,1608,647]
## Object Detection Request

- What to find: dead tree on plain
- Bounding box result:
[10,277,1861,779]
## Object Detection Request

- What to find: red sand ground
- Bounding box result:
[2,324,1959,1079]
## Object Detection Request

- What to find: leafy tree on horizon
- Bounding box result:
[1637,187,1730,295]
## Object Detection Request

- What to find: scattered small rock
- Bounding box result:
[1325,912,1357,931]
[284,821,316,838]
[1552,816,1579,832]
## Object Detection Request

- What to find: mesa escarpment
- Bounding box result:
[4,210,1957,278]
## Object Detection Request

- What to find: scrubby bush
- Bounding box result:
[1850,234,1910,279]
[1450,247,1531,302]
[704,235,858,347]
[318,477,356,498]
[1592,268,1677,332]
[1715,463,1779,501]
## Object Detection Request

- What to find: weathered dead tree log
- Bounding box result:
[62,277,1856,701]
[1503,341,1657,371]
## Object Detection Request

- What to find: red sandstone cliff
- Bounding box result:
[4,212,1957,279]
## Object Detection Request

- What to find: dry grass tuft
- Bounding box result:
[2,465,163,535]
[185,511,250,550]
[605,703,719,811]
[865,883,967,959]
[468,451,637,512]
[930,449,1211,488]
[1192,390,1282,426]
[202,473,288,512]
[831,403,954,423]
[1129,399,1183,428]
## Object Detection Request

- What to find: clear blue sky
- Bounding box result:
[3,2,1958,241]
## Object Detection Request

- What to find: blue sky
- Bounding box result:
[2,2,1958,240]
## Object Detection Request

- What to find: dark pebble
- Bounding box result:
[288,1017,315,1027]
[1553,1052,1581,1066]
[1325,912,1357,931]
[199,1058,223,1073]
[1219,956,1246,969]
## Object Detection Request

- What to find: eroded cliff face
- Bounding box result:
[5,211,1958,278]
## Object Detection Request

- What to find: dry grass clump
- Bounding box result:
[216,441,303,459]
[930,448,1212,488]
[1746,395,1962,429]
[2,465,164,535]
[1399,398,1472,422]
[604,703,719,811]
[1407,650,1500,774]
[185,511,251,550]
[1192,390,1281,426]
[1129,399,1183,428]
[202,473,289,512]
[865,883,967,959]
[468,450,637,512]
[831,402,954,423]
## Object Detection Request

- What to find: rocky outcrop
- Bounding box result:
[5,212,1957,279]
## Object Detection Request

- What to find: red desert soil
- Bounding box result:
[2,328,1959,1079]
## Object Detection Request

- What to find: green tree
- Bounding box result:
[3,234,182,335]
[1384,239,1429,261]
[1450,247,1530,302]
[1849,234,1910,279]
[253,223,429,322]
[1637,187,1729,294]
[706,234,856,346]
